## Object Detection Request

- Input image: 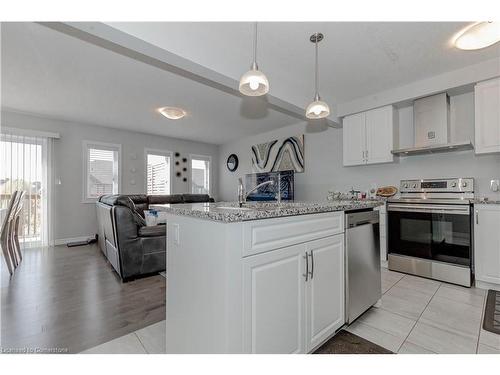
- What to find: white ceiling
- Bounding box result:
[2,22,499,145]
[108,22,499,108]
[0,22,299,144]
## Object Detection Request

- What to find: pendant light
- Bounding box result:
[454,22,500,50]
[306,32,330,119]
[239,22,269,96]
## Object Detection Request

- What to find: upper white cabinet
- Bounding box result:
[474,204,500,290]
[475,78,500,154]
[343,105,397,166]
[343,112,366,166]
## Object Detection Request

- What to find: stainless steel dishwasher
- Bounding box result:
[345,209,381,324]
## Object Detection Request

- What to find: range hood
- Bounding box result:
[392,93,474,156]
[391,141,474,156]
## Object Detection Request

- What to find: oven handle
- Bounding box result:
[387,204,470,215]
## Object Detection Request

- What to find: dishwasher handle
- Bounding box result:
[345,210,379,229]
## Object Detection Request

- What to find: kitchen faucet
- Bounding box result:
[350,186,361,196]
[238,175,282,207]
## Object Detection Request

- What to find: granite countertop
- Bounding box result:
[152,200,383,223]
[473,199,500,205]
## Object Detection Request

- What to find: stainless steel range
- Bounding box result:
[387,178,474,287]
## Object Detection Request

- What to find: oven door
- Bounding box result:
[387,203,471,267]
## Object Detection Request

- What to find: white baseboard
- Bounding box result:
[53,235,94,246]
[475,280,500,292]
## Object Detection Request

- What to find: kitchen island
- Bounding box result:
[153,200,382,354]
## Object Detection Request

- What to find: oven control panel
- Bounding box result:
[400,178,474,193]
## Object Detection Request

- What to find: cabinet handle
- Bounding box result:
[309,250,314,279]
[476,210,479,225]
[303,253,309,281]
[366,150,368,160]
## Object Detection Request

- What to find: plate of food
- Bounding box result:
[376,186,398,197]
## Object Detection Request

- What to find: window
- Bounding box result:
[190,155,211,195]
[83,141,121,202]
[146,149,172,195]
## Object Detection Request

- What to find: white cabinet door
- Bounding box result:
[475,78,500,154]
[305,234,345,352]
[243,244,306,354]
[474,205,500,285]
[365,106,395,164]
[343,112,366,166]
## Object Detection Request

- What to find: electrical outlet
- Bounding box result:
[491,179,500,192]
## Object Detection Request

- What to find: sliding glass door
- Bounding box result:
[0,133,49,247]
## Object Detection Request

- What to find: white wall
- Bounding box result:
[1,110,219,242]
[219,95,500,203]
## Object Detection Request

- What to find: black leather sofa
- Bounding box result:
[96,193,214,281]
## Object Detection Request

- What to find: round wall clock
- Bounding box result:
[226,154,239,172]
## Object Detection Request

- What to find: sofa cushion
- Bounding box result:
[127,195,149,217]
[115,196,147,226]
[182,194,212,203]
[148,194,184,205]
[138,224,166,237]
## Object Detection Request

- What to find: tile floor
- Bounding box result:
[81,269,500,354]
[81,321,165,354]
[347,268,500,354]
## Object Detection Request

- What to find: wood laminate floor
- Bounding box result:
[1,244,166,354]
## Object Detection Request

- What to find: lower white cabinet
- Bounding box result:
[474,204,500,290]
[165,211,345,353]
[243,234,344,353]
[305,235,345,351]
[243,243,306,354]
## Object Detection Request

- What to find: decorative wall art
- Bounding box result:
[174,152,189,183]
[251,135,304,173]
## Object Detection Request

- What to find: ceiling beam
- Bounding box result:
[40,22,340,128]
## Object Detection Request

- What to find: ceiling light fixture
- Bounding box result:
[239,22,269,97]
[157,106,186,120]
[306,33,330,120]
[453,22,500,50]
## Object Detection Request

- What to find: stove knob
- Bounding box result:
[403,183,408,188]
[451,182,457,187]
[412,183,417,189]
[462,181,468,188]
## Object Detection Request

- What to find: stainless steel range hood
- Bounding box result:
[391,141,474,156]
[392,92,474,156]
[414,93,450,147]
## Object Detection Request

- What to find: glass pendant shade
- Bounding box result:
[306,99,330,119]
[454,22,500,50]
[239,22,269,97]
[239,65,270,96]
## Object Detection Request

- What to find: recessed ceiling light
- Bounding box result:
[453,22,500,50]
[157,106,186,120]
